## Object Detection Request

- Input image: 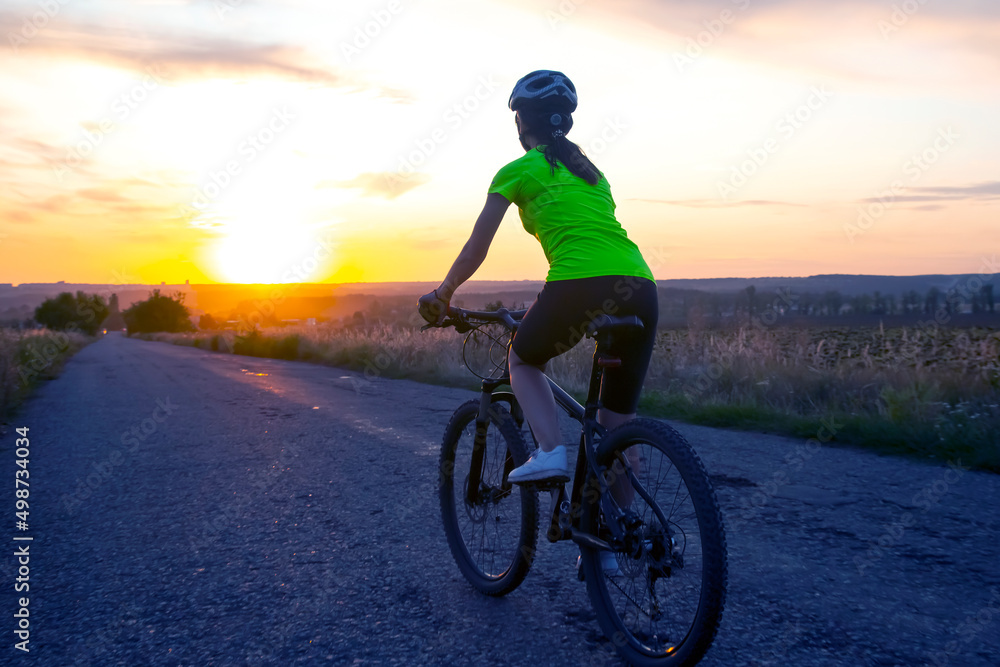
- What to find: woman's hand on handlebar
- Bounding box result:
[417,289,450,325]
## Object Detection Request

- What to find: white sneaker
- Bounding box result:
[507,446,570,484]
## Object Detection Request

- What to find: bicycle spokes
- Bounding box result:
[581,422,727,664]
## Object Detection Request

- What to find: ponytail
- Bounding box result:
[542,133,601,186]
[520,109,602,186]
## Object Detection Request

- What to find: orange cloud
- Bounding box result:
[0,12,413,101]
[858,181,1000,207]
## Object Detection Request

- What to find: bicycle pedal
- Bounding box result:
[520,478,569,490]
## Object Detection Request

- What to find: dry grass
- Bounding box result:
[137,322,1000,471]
[637,324,1000,470]
[0,328,93,422]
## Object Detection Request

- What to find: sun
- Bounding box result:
[212,225,328,283]
[194,165,337,284]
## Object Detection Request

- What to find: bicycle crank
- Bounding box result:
[544,484,572,542]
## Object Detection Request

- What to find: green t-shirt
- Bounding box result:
[488,147,654,283]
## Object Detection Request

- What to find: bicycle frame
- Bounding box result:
[456,307,645,551]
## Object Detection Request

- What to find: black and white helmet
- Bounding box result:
[508,70,578,113]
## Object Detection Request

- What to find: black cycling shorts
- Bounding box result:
[510,275,658,414]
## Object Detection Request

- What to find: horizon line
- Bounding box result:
[1,271,994,289]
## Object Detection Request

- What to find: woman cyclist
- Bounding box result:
[418,70,658,485]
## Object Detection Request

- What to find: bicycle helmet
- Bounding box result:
[508,70,578,113]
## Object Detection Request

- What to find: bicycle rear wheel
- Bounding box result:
[439,399,539,596]
[580,418,727,666]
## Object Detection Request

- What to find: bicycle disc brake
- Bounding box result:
[462,475,496,523]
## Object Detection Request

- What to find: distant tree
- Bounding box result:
[924,287,940,315]
[710,293,722,318]
[795,292,811,316]
[884,294,897,316]
[851,293,873,315]
[198,313,219,330]
[822,290,843,316]
[484,300,505,312]
[745,285,757,316]
[901,290,920,314]
[872,291,885,315]
[34,291,108,335]
[981,285,994,314]
[123,290,195,335]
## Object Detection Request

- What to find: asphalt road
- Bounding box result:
[1,332,998,666]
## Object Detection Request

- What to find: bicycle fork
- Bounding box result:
[465,387,501,507]
[466,382,525,508]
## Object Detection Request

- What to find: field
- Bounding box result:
[137,321,1000,472]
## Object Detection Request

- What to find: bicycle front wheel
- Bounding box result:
[439,399,539,596]
[580,418,727,666]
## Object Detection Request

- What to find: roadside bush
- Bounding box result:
[0,328,91,420]
[123,290,195,335]
[34,291,108,336]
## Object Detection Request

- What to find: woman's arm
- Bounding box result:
[437,193,511,300]
[418,193,511,324]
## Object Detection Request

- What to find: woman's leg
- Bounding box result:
[597,278,658,507]
[508,347,562,452]
[597,407,633,431]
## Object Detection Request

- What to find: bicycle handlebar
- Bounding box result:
[422,308,646,340]
[421,306,529,333]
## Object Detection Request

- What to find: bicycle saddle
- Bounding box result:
[585,314,645,339]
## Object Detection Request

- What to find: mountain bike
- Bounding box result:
[427,306,727,666]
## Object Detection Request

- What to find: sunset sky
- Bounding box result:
[1,0,997,285]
